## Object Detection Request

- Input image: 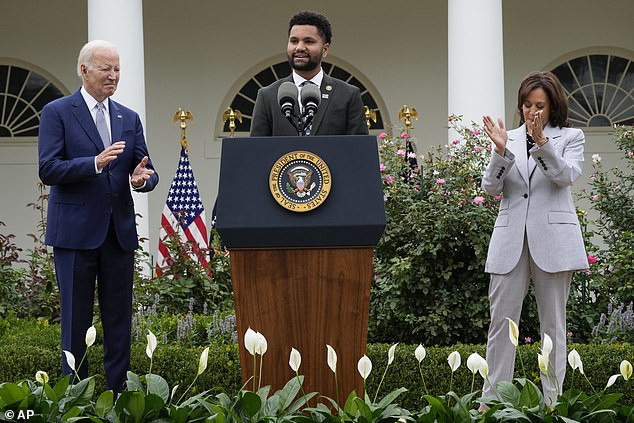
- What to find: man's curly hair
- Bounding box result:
[288,11,332,44]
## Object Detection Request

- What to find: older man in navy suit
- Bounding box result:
[250,11,368,136]
[38,40,158,392]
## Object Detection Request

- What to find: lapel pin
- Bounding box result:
[326,85,332,91]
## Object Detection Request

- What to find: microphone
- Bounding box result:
[277,82,298,118]
[300,83,321,117]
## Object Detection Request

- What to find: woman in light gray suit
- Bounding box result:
[480,71,589,406]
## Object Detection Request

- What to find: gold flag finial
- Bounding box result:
[173,108,193,151]
[364,105,377,130]
[222,107,242,137]
[398,105,419,136]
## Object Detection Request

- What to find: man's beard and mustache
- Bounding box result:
[288,52,320,72]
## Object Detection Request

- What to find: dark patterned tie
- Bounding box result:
[95,102,111,148]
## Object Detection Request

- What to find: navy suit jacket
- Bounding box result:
[38,89,158,252]
[250,74,369,136]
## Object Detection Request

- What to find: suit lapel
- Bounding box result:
[310,74,335,134]
[508,125,529,186]
[71,90,105,152]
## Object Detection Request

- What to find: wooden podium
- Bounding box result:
[216,136,385,400]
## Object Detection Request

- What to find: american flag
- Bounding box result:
[156,147,210,274]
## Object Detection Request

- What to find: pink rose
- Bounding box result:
[587,255,597,264]
[452,139,460,145]
[473,196,485,205]
[384,174,394,185]
[378,132,388,140]
[379,163,386,172]
[436,178,446,185]
[627,151,633,158]
[400,131,410,139]
[396,149,406,157]
[494,195,503,201]
[471,130,481,135]
[591,194,600,201]
[474,146,483,152]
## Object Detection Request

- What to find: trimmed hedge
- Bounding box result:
[0,318,631,408]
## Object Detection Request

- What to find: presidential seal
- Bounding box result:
[269,151,332,212]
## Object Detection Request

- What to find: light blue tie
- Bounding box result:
[95,102,111,148]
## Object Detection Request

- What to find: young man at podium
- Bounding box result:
[250,11,369,137]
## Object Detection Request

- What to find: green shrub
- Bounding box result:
[371,117,542,346]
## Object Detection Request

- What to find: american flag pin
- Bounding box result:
[117,114,122,118]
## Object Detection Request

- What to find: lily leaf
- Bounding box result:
[275,375,303,412]
[126,371,144,392]
[145,373,170,403]
[496,380,521,406]
[0,382,28,406]
[238,391,262,418]
[377,387,407,408]
[95,390,114,418]
[53,375,70,400]
[126,391,146,423]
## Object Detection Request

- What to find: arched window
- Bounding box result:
[550,53,634,127]
[0,63,66,138]
[220,60,386,135]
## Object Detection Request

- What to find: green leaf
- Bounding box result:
[95,390,114,418]
[497,381,521,406]
[238,391,262,418]
[62,405,82,421]
[169,404,193,423]
[377,387,407,408]
[0,382,28,406]
[126,391,146,423]
[126,371,144,392]
[53,375,70,400]
[145,373,170,403]
[275,375,303,412]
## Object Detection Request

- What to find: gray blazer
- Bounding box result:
[250,74,368,136]
[482,123,589,274]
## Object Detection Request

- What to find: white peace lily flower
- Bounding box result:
[35,371,49,385]
[63,350,76,371]
[621,360,632,380]
[357,355,372,380]
[85,325,96,348]
[326,344,337,373]
[467,352,484,375]
[388,343,398,365]
[170,385,179,401]
[538,353,548,375]
[567,349,584,374]
[415,344,426,363]
[289,348,301,372]
[197,347,209,376]
[478,357,489,378]
[542,333,553,363]
[146,330,157,359]
[255,332,268,355]
[448,351,461,372]
[606,374,620,389]
[244,328,258,356]
[507,318,519,347]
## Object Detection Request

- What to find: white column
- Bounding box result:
[88,0,151,274]
[448,0,505,141]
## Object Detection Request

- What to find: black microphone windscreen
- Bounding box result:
[277,82,298,107]
[300,83,321,107]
